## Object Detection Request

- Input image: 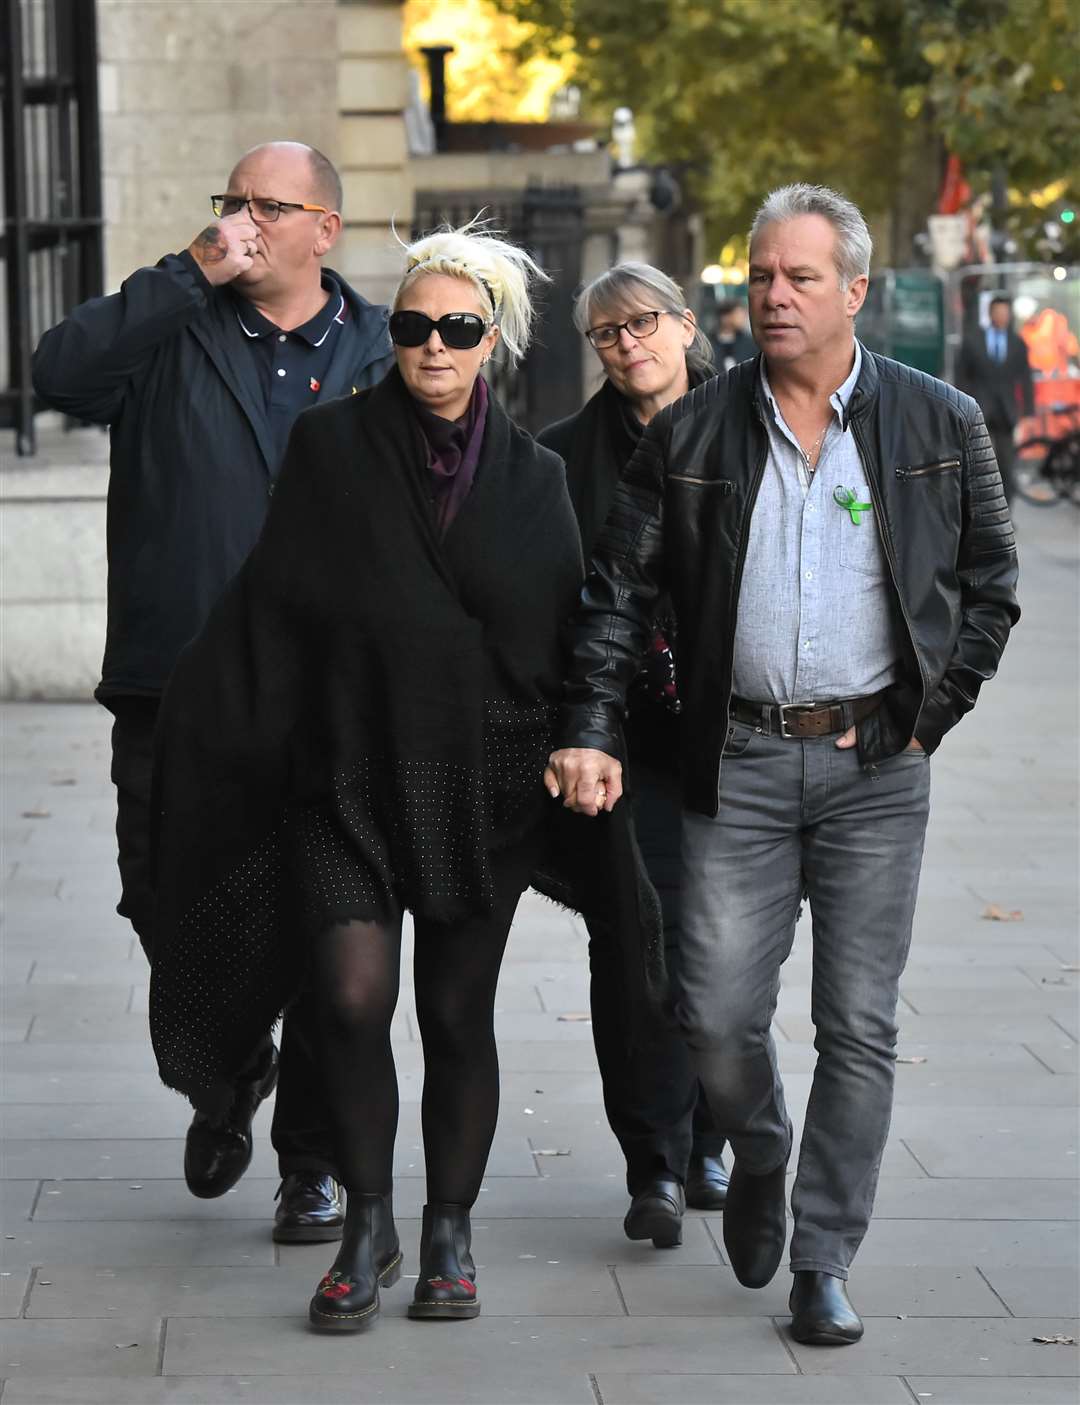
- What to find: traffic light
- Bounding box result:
[1061,208,1076,225]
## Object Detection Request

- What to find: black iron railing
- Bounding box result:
[1,0,103,455]
[412,185,584,432]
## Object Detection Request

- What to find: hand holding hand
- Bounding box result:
[543,748,623,817]
[187,214,260,286]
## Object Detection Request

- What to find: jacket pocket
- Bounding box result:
[895,458,961,480]
[667,475,735,493]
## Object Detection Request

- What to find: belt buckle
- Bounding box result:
[778,701,815,738]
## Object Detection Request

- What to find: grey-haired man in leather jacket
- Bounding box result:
[545,183,1018,1346]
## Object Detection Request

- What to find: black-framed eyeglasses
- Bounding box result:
[389,310,490,350]
[210,195,329,224]
[585,310,672,350]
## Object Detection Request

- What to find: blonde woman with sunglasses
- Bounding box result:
[148,221,636,1333]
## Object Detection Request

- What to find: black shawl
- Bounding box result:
[538,368,714,559]
[538,378,642,560]
[150,368,664,1109]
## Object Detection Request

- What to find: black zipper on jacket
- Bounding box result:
[851,416,930,746]
[896,457,961,479]
[668,474,735,492]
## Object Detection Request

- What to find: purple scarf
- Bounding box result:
[414,375,489,536]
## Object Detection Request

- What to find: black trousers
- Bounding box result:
[586,760,725,1194]
[108,696,337,1178]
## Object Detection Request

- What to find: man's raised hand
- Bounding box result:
[187,213,260,286]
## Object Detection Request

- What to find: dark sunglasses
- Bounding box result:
[389,310,490,350]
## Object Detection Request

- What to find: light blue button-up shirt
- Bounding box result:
[731,341,904,704]
[986,326,1007,363]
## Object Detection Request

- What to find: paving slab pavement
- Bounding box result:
[1,500,1078,1403]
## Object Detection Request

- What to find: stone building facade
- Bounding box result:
[2,0,694,697]
[95,0,412,300]
[4,0,414,698]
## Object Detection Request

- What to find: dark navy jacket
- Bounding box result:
[32,251,393,697]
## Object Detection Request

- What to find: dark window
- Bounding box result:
[1,0,104,454]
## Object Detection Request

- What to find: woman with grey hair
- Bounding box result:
[538,262,729,1248]
[150,220,595,1333]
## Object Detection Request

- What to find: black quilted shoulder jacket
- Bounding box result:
[558,349,1021,817]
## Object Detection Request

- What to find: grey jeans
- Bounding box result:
[678,719,931,1278]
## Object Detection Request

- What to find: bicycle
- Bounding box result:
[1014,402,1080,507]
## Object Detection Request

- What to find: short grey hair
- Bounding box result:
[749,184,872,290]
[573,261,715,375]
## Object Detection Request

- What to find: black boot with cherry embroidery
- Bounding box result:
[308,1191,402,1332]
[408,1202,480,1320]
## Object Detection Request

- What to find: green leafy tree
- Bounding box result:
[840,0,1080,259]
[497,0,1080,263]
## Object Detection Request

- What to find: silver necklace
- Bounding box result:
[800,424,829,475]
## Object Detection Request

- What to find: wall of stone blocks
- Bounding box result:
[97,0,412,305]
[4,3,415,699]
[97,0,342,289]
[336,0,413,305]
[0,442,110,700]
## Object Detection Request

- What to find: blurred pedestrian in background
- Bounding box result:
[956,294,1035,504]
[711,298,757,371]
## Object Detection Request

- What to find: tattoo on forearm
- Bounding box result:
[193,226,227,263]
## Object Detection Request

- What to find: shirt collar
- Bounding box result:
[232,272,346,346]
[760,340,862,433]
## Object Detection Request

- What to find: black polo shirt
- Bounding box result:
[229,272,348,465]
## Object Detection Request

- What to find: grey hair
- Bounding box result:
[573,262,715,374]
[393,216,549,367]
[749,184,872,289]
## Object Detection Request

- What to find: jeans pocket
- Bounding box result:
[875,744,930,771]
[722,719,756,757]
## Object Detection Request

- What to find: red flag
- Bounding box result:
[938,155,971,215]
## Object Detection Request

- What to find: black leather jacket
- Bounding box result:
[559,350,1020,817]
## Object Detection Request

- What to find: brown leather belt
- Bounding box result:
[729,691,885,739]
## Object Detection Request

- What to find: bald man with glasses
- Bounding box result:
[33,140,394,1243]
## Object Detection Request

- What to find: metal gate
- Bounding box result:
[1,0,103,455]
[412,185,584,433]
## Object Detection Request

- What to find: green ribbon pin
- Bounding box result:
[833,485,873,524]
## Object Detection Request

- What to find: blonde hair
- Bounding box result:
[393,217,549,367]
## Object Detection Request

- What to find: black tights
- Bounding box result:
[312,842,535,1207]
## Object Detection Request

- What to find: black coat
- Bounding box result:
[559,351,1020,816]
[538,378,643,561]
[149,369,664,1109]
[31,251,394,698]
[955,325,1035,430]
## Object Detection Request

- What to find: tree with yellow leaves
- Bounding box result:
[403,0,575,123]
